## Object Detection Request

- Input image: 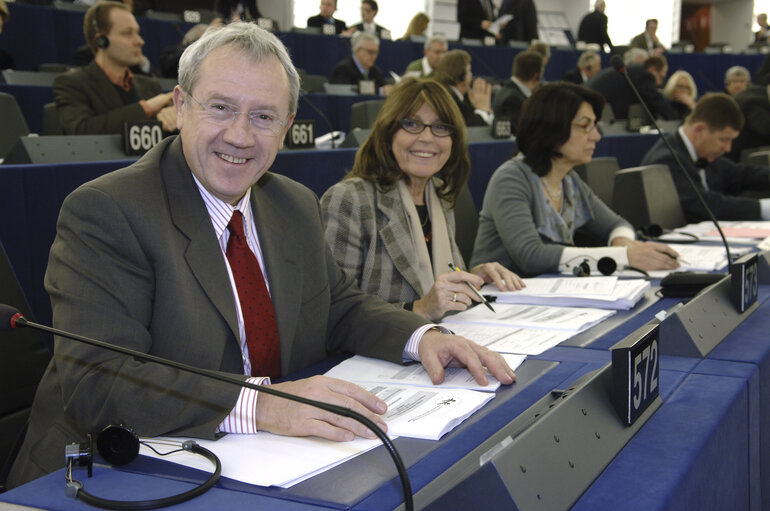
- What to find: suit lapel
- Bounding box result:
[249,175,302,372]
[376,187,427,296]
[85,62,127,112]
[162,137,241,343]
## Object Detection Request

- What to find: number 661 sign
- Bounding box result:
[611,323,660,426]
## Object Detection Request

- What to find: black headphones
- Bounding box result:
[65,425,221,509]
[637,224,699,244]
[568,256,618,277]
[92,4,110,49]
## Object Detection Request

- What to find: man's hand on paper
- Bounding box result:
[255,375,388,442]
[418,329,517,387]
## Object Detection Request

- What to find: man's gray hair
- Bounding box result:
[178,22,300,115]
[577,50,599,68]
[351,30,379,52]
[424,34,448,51]
[724,65,750,85]
[623,47,648,66]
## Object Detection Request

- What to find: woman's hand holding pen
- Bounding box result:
[624,240,681,271]
[412,270,485,321]
[469,262,526,292]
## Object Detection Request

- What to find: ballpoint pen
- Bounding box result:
[447,263,496,313]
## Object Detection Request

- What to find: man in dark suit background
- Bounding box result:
[457,0,496,41]
[54,1,175,135]
[577,0,613,52]
[630,18,665,54]
[586,54,676,120]
[562,51,601,84]
[499,0,538,44]
[641,93,770,222]
[434,49,493,127]
[8,21,514,489]
[329,31,391,94]
[307,0,347,34]
[493,50,542,134]
[349,0,389,38]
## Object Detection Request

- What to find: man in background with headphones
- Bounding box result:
[434,49,493,127]
[53,1,176,135]
[493,50,543,135]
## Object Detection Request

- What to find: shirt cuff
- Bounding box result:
[139,99,154,118]
[402,323,451,362]
[474,108,494,125]
[608,226,636,245]
[760,199,770,220]
[217,376,271,434]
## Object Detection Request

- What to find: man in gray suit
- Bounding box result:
[8,22,514,488]
[53,1,175,135]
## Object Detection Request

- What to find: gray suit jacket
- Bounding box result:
[320,177,465,305]
[9,137,427,487]
[53,61,163,135]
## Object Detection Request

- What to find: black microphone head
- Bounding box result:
[610,55,625,73]
[0,304,23,330]
[597,256,618,276]
[572,259,591,277]
[646,224,664,238]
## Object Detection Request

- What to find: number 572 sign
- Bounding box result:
[611,323,660,426]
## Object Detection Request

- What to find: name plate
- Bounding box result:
[492,118,512,139]
[358,79,376,95]
[380,29,392,40]
[611,323,660,426]
[322,24,337,36]
[730,252,759,313]
[284,119,315,149]
[183,10,201,23]
[123,121,163,156]
[483,36,497,46]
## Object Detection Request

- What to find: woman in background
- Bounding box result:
[663,70,697,120]
[471,82,680,277]
[400,12,429,41]
[321,78,522,321]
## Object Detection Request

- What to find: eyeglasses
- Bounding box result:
[571,121,599,134]
[399,118,454,137]
[184,90,288,137]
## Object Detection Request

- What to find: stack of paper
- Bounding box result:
[324,355,518,440]
[643,245,750,278]
[480,277,649,310]
[445,323,573,356]
[665,221,770,244]
[441,303,615,332]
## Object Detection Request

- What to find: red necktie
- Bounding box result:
[226,211,281,378]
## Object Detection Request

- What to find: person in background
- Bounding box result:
[403,35,448,78]
[307,0,347,35]
[493,50,543,134]
[528,40,550,72]
[499,0,538,44]
[728,84,770,161]
[457,0,496,41]
[399,12,429,41]
[329,31,391,95]
[561,51,601,85]
[159,21,222,79]
[346,0,389,38]
[54,1,175,135]
[434,49,493,127]
[724,66,751,96]
[586,54,676,121]
[642,93,770,222]
[630,19,665,55]
[756,13,770,44]
[0,0,12,70]
[577,0,613,52]
[662,70,697,120]
[321,77,523,321]
[9,23,516,489]
[472,82,680,277]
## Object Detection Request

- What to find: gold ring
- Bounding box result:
[452,293,457,302]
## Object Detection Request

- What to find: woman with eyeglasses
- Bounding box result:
[471,82,681,277]
[662,70,697,121]
[321,78,523,321]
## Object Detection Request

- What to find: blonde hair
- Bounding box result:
[400,12,429,40]
[663,70,697,102]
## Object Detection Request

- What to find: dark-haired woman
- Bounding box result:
[471,82,680,277]
[321,78,523,321]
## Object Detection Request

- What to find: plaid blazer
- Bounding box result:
[320,177,465,306]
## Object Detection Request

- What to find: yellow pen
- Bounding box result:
[448,263,496,313]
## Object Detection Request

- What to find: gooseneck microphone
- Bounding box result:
[0,304,414,511]
[610,55,733,276]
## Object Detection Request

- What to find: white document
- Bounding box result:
[487,14,513,36]
[446,322,573,355]
[138,433,382,488]
[362,384,495,440]
[481,279,648,310]
[324,355,501,392]
[642,245,750,278]
[665,221,770,244]
[442,303,615,332]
